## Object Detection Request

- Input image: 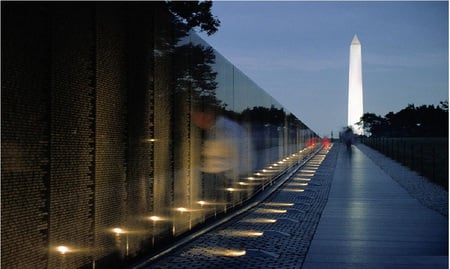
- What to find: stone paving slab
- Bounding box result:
[302,144,448,269]
[139,144,339,269]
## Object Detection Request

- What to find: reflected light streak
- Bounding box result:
[219,230,264,237]
[282,188,305,193]
[288,182,308,187]
[264,202,294,207]
[298,173,315,177]
[207,248,247,257]
[294,177,311,181]
[241,218,277,223]
[255,208,287,214]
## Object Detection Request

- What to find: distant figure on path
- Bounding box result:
[341,127,354,150]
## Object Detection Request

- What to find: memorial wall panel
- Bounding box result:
[124,4,158,258]
[48,6,95,268]
[2,3,319,268]
[95,6,128,263]
[1,5,50,268]
[152,5,175,240]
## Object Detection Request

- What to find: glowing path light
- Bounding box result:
[113,227,124,234]
[56,245,69,255]
[348,34,364,135]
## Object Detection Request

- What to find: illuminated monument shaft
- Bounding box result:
[348,34,364,135]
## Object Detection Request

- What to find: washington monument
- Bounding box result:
[348,34,364,135]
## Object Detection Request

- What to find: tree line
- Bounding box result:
[357,101,448,137]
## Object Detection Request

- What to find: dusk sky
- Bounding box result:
[198,1,448,137]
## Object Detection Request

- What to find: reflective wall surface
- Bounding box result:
[2,3,319,268]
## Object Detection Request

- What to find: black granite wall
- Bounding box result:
[2,4,52,268]
[2,3,318,268]
[2,3,141,268]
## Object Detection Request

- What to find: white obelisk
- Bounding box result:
[348,34,364,135]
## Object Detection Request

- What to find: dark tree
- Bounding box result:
[166,0,220,35]
[357,113,389,137]
[359,101,448,137]
[153,1,222,110]
[241,106,287,127]
[439,100,448,112]
[171,43,219,106]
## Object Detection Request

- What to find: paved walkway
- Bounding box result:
[136,143,448,269]
[303,144,448,269]
[137,145,338,269]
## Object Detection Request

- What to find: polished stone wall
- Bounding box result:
[1,3,319,268]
